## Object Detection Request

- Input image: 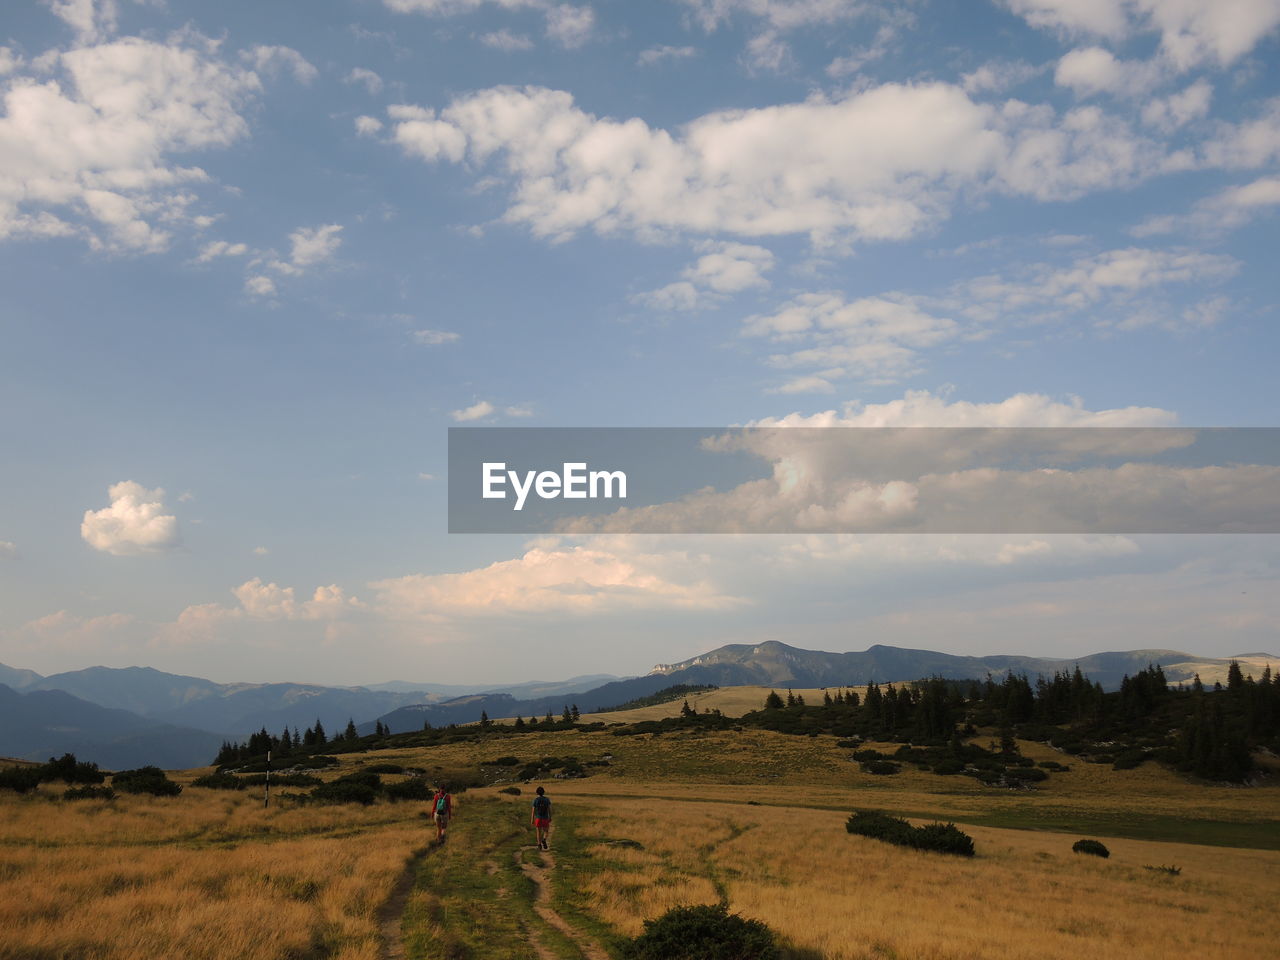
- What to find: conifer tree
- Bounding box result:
[764,690,784,710]
[314,719,327,744]
[344,718,358,741]
[480,710,491,727]
[571,704,580,721]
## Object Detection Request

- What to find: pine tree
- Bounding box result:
[1227,660,1244,692]
[764,690,784,710]
[561,705,572,723]
[571,704,580,721]
[514,716,526,731]
[314,719,327,744]
[480,710,491,727]
[680,699,693,717]
[345,718,358,741]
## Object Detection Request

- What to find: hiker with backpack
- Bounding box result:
[431,784,454,844]
[531,786,552,850]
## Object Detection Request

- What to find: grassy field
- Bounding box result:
[582,686,849,723]
[2,722,1278,959]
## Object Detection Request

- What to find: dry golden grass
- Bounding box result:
[568,797,1280,959]
[0,787,427,960]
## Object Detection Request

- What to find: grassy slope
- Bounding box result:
[582,686,854,723]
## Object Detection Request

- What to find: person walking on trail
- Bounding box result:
[531,786,552,850]
[432,784,454,845]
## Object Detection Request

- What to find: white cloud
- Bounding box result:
[754,389,1179,427]
[244,274,276,297]
[637,45,698,66]
[1002,0,1280,70]
[253,545,269,555]
[961,60,1040,95]
[544,5,595,47]
[637,241,775,310]
[371,543,741,616]
[1141,79,1213,131]
[1054,46,1163,97]
[0,35,258,251]
[345,67,384,94]
[383,0,595,48]
[43,0,119,43]
[1200,97,1280,169]
[452,400,496,421]
[0,540,16,557]
[355,115,384,137]
[505,404,534,417]
[0,47,24,75]
[745,292,959,385]
[266,224,343,276]
[1133,175,1280,236]
[481,30,535,51]
[680,0,868,32]
[412,328,461,344]
[234,578,363,620]
[242,45,318,84]
[81,480,181,556]
[195,239,249,262]
[11,610,136,650]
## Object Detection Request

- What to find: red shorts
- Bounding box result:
[534,818,550,829]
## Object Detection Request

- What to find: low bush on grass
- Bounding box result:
[0,766,43,793]
[499,786,522,795]
[485,756,521,766]
[1072,839,1110,858]
[626,903,780,960]
[112,767,181,797]
[63,785,115,800]
[845,810,975,857]
[191,772,245,790]
[861,759,901,775]
[311,779,378,805]
[41,753,105,784]
[365,763,405,774]
[385,778,433,801]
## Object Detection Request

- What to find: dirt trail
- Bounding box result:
[379,846,430,960]
[515,845,610,960]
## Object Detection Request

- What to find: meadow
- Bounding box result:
[2,718,1278,959]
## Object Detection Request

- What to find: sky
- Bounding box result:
[1,0,1278,686]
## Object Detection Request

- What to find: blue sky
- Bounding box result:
[1,0,1278,685]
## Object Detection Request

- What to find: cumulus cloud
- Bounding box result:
[242,45,318,84]
[452,400,496,421]
[1133,175,1280,236]
[382,79,1236,246]
[371,543,741,616]
[383,0,596,48]
[244,274,276,297]
[637,241,775,310]
[481,30,535,51]
[0,33,258,251]
[195,240,249,262]
[1002,0,1280,69]
[81,481,181,556]
[345,67,384,93]
[269,224,343,275]
[744,292,958,387]
[355,115,384,136]
[680,0,868,32]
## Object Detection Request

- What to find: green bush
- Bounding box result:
[113,767,182,796]
[64,785,115,800]
[41,753,105,784]
[385,778,433,801]
[861,760,901,775]
[499,786,522,795]
[845,810,975,857]
[1072,839,1110,858]
[191,772,245,790]
[626,903,780,960]
[1004,767,1048,782]
[0,766,43,793]
[1112,750,1148,770]
[365,763,405,774]
[517,765,542,781]
[932,759,965,775]
[240,773,322,787]
[486,756,520,766]
[293,755,339,769]
[311,780,378,805]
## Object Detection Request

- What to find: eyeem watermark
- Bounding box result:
[482,462,627,511]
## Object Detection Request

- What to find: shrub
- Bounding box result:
[311,780,378,805]
[240,773,322,787]
[64,785,115,800]
[861,760,900,775]
[1004,767,1048,783]
[486,756,521,767]
[499,786,522,795]
[1112,750,1148,771]
[0,766,43,794]
[366,763,405,774]
[626,903,780,960]
[1143,864,1181,876]
[517,765,542,781]
[191,773,245,790]
[385,778,433,801]
[1072,839,1110,858]
[41,753,105,784]
[845,810,975,857]
[113,767,182,796]
[932,759,965,776]
[293,755,339,769]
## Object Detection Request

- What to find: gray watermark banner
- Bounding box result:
[448,427,1280,534]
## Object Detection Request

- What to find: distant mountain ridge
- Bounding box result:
[649,641,1278,691]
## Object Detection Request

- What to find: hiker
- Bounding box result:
[531,786,552,850]
[431,784,454,844]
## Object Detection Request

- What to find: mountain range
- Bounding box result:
[3,642,1273,768]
